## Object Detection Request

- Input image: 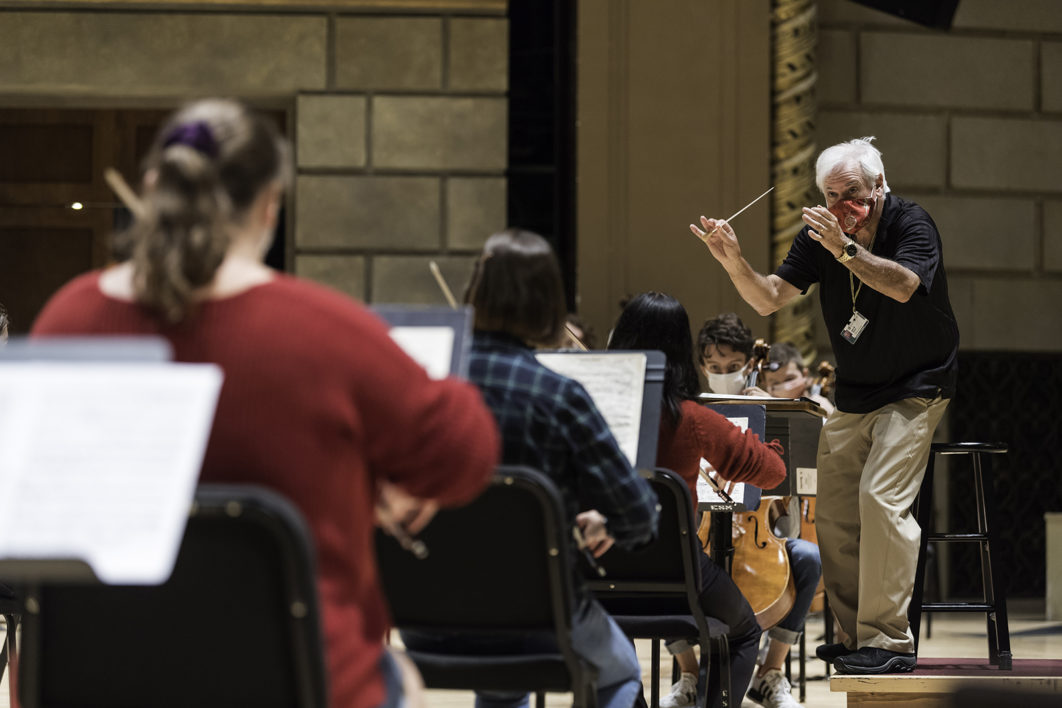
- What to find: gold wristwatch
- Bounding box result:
[837,240,858,264]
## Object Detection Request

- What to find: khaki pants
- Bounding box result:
[816,395,949,653]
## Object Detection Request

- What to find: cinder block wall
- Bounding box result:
[817,0,1062,352]
[294,14,508,304]
[0,3,508,306]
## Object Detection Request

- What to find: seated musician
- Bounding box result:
[609,293,785,708]
[697,314,823,708]
[404,228,659,708]
[0,301,8,344]
[30,99,501,708]
[763,342,835,415]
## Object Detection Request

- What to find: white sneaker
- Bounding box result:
[659,671,698,708]
[747,669,803,708]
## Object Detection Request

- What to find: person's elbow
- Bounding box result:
[893,274,922,303]
[753,300,781,317]
[611,505,660,551]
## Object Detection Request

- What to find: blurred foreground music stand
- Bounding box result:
[0,339,224,706]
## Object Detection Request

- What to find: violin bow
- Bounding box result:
[430,260,588,350]
[104,167,145,219]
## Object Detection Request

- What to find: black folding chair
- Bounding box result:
[586,468,731,708]
[376,465,599,708]
[17,484,328,708]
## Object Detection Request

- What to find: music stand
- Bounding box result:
[372,305,473,379]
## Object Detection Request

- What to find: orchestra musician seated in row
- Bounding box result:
[0,301,8,344]
[762,342,835,415]
[608,293,786,708]
[697,313,823,708]
[30,98,501,708]
[696,312,769,397]
[403,228,660,708]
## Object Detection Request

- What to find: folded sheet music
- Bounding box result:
[0,362,223,585]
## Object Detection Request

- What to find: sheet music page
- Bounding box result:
[389,326,455,380]
[695,416,750,505]
[0,363,223,584]
[536,353,647,466]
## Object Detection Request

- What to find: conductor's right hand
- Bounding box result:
[690,217,742,266]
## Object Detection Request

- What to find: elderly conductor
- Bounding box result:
[690,137,958,675]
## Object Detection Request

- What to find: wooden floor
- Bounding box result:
[0,601,1055,707]
[402,600,1062,708]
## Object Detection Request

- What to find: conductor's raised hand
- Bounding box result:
[690,217,742,266]
[802,205,846,257]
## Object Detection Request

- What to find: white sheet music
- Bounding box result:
[389,326,455,380]
[536,352,647,466]
[695,416,750,505]
[0,363,222,584]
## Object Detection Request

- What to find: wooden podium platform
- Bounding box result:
[830,658,1062,707]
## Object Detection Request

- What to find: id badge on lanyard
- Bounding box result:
[841,310,869,344]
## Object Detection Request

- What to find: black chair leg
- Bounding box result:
[535,691,546,708]
[711,635,730,708]
[650,640,660,708]
[798,629,806,702]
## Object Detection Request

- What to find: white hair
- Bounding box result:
[815,136,890,194]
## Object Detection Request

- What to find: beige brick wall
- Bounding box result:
[0,4,507,306]
[300,14,508,304]
[817,0,1062,352]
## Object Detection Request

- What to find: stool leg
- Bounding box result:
[822,594,833,677]
[798,629,806,702]
[976,454,1012,670]
[909,452,936,656]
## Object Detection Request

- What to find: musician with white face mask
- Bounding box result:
[690,136,958,676]
[696,312,768,397]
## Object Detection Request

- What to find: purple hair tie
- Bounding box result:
[162,121,219,158]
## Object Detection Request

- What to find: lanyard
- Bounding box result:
[847,231,877,312]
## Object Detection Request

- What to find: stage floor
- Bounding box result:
[0,600,1056,707]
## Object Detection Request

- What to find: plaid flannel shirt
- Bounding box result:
[468,331,659,549]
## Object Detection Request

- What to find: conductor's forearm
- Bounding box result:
[722,258,785,316]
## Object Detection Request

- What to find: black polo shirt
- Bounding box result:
[775,193,958,414]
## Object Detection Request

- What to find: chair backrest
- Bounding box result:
[586,468,704,616]
[376,465,576,637]
[18,484,328,708]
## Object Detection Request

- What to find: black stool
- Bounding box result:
[909,442,1011,669]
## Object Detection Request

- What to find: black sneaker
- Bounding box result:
[815,642,853,662]
[833,647,916,674]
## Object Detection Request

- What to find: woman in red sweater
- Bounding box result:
[32,99,500,708]
[609,291,786,708]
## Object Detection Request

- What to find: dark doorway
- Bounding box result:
[508,0,578,310]
[0,107,288,334]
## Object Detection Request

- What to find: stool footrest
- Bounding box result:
[927,533,989,542]
[922,602,994,612]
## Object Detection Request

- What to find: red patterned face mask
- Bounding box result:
[829,197,874,234]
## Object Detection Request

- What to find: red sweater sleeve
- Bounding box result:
[353,315,501,507]
[689,403,787,490]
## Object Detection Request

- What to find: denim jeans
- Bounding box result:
[664,550,763,708]
[768,538,823,645]
[401,595,642,708]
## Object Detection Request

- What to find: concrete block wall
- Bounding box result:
[295,14,508,304]
[817,0,1062,351]
[0,3,508,306]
